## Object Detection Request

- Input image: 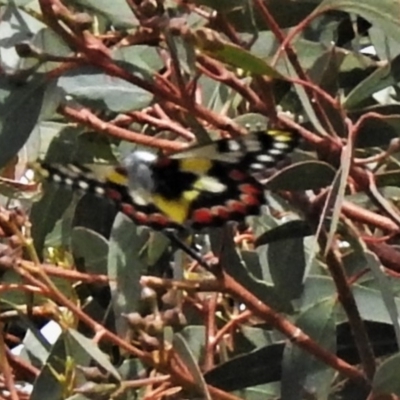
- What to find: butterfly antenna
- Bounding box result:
[163,230,211,271]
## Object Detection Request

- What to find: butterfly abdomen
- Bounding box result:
[32,162,107,197]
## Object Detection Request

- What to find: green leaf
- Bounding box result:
[267,237,306,301]
[205,344,284,391]
[0,75,48,168]
[107,214,147,337]
[57,65,153,113]
[30,335,68,400]
[22,28,71,73]
[364,251,400,349]
[173,333,212,400]
[266,161,336,191]
[352,285,400,325]
[67,329,121,381]
[344,54,400,109]
[67,0,139,28]
[30,184,75,255]
[255,220,312,247]
[114,45,164,75]
[373,352,400,395]
[315,0,400,44]
[0,2,45,70]
[354,111,400,148]
[71,227,109,275]
[191,28,286,79]
[30,331,92,400]
[209,226,293,313]
[44,193,83,249]
[281,298,337,400]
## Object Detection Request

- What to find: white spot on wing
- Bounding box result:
[68,165,85,175]
[58,165,75,176]
[250,163,264,170]
[130,189,150,206]
[95,186,105,196]
[214,153,242,163]
[256,154,275,163]
[195,176,227,193]
[227,140,241,152]
[274,142,290,150]
[52,174,62,183]
[244,140,262,152]
[268,149,284,156]
[78,180,90,190]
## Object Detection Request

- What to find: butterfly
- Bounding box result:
[32,129,298,231]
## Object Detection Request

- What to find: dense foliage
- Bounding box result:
[1,0,400,399]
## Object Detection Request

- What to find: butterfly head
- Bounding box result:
[122,151,157,193]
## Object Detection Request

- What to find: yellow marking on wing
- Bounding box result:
[152,189,201,224]
[267,130,293,141]
[179,158,213,174]
[28,162,50,180]
[183,189,200,202]
[152,195,189,224]
[107,169,128,186]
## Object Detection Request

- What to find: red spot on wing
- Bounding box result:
[211,205,230,219]
[149,213,170,227]
[192,208,214,224]
[120,203,138,219]
[119,203,178,229]
[229,169,247,181]
[226,200,247,214]
[239,183,262,195]
[106,188,123,202]
[134,211,150,225]
[119,203,149,226]
[240,194,261,206]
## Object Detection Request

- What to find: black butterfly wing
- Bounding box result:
[32,160,184,230]
[172,129,298,170]
[33,129,297,230]
[149,129,298,229]
[148,157,266,229]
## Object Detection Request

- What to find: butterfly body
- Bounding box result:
[34,129,297,230]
